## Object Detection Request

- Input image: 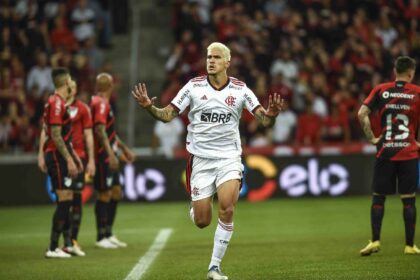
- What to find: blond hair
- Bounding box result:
[207,42,231,61]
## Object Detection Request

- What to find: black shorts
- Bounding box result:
[45,151,75,191]
[372,158,419,195]
[73,159,87,191]
[94,160,119,191]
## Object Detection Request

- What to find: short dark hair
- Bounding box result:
[51,67,70,88]
[394,56,416,74]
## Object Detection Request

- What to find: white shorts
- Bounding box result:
[186,155,244,201]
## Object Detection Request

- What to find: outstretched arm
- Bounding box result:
[254,93,285,128]
[358,104,381,145]
[132,83,179,123]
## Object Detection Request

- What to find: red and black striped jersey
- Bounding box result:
[68,99,92,160]
[43,94,72,153]
[363,81,420,160]
[90,95,116,161]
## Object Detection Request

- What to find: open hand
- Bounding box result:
[132,83,157,109]
[264,93,285,118]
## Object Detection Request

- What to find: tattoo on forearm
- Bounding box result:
[358,108,375,141]
[255,110,275,127]
[51,126,71,160]
[148,105,178,122]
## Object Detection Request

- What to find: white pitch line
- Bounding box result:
[124,228,173,280]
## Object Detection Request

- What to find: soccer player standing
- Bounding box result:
[91,73,135,249]
[38,80,95,256]
[41,68,82,258]
[64,80,95,255]
[358,56,420,256]
[132,42,284,279]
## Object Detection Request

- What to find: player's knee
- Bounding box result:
[195,218,211,229]
[219,205,234,220]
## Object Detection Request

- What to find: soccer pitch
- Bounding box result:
[0,197,419,280]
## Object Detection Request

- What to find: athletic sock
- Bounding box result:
[49,201,72,251]
[371,195,386,242]
[402,197,416,247]
[209,219,233,270]
[71,192,82,241]
[105,199,117,238]
[95,200,108,241]
[62,212,72,247]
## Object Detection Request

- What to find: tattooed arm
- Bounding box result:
[253,93,285,128]
[95,123,119,171]
[51,125,78,177]
[116,136,135,162]
[254,107,276,128]
[357,104,381,144]
[132,83,179,123]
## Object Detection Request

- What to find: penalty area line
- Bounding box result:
[124,228,173,280]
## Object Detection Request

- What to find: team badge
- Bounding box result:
[68,107,79,118]
[225,96,236,107]
[64,177,72,187]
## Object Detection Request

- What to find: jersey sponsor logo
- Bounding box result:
[225,96,236,107]
[228,85,241,90]
[176,89,190,106]
[382,91,415,99]
[200,111,232,123]
[244,93,255,108]
[200,95,208,100]
[193,83,207,88]
[382,142,410,148]
[68,106,79,119]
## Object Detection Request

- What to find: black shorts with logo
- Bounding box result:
[94,157,119,191]
[372,158,419,195]
[45,151,75,191]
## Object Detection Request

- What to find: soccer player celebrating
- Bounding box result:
[91,73,135,249]
[132,42,284,279]
[40,68,83,258]
[358,56,420,256]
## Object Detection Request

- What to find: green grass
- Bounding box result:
[0,197,419,280]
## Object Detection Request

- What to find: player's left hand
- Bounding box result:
[74,154,84,173]
[122,149,135,163]
[264,93,285,118]
[86,159,96,178]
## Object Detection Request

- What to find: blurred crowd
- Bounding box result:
[0,0,116,153]
[156,0,420,154]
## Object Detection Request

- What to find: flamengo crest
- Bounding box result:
[225,96,236,107]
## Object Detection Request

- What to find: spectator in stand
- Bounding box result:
[151,117,185,158]
[322,102,350,143]
[273,102,296,144]
[26,52,54,99]
[296,100,323,146]
[71,0,96,43]
[50,16,79,52]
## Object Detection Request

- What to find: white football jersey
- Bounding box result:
[171,76,261,158]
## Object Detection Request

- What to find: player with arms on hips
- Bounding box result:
[40,68,83,258]
[91,73,135,249]
[132,42,284,279]
[358,56,420,256]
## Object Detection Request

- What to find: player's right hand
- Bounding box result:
[37,154,47,173]
[132,83,157,109]
[86,159,96,178]
[66,158,78,178]
[109,155,120,172]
